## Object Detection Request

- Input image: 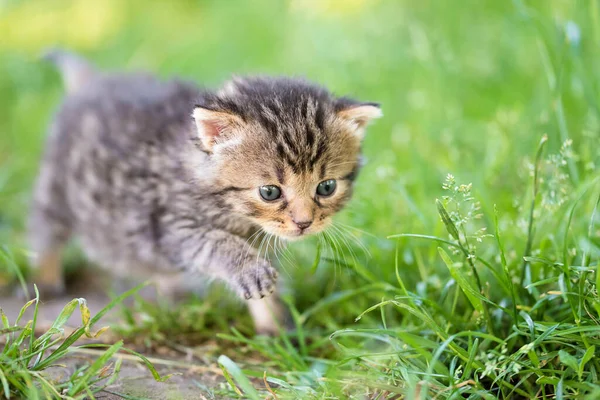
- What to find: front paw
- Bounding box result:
[235,260,278,300]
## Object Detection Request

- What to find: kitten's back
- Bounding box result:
[31,54,202,273]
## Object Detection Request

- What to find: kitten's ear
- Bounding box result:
[337,102,382,139]
[192,107,244,151]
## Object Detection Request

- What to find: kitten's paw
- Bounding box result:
[236,260,278,300]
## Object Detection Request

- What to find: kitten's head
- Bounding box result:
[192,77,381,240]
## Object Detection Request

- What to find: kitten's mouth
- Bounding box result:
[263,222,326,241]
[283,231,305,240]
[278,228,312,241]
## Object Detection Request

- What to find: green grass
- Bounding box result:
[0,282,169,399]
[1,0,600,398]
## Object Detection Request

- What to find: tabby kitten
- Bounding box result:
[29,50,382,334]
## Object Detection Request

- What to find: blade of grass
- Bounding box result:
[76,343,174,382]
[310,240,322,274]
[0,369,9,399]
[494,204,519,323]
[35,282,148,370]
[438,248,484,314]
[28,285,40,356]
[218,355,261,400]
[520,134,548,286]
[67,340,123,396]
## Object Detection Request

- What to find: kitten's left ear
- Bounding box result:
[337,102,382,139]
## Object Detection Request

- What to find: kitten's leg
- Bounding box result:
[34,249,65,296]
[26,219,69,298]
[153,270,285,335]
[152,272,207,302]
[152,268,287,335]
[168,228,279,300]
[153,272,187,301]
[26,167,71,297]
[247,294,289,335]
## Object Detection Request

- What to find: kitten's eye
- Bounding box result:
[259,185,282,201]
[316,179,337,197]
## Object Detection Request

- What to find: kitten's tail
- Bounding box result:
[42,48,97,95]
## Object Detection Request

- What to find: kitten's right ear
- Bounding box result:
[192,107,244,152]
[336,101,382,140]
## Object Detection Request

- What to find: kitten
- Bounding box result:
[29,50,382,334]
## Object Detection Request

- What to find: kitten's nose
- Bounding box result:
[294,220,313,230]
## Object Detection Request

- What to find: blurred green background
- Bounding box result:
[0,0,598,309]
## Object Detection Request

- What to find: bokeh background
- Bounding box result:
[1,0,598,323]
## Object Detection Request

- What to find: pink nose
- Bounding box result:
[294,220,313,230]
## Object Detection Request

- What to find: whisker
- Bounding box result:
[238,228,264,271]
[273,236,294,279]
[266,233,276,261]
[333,222,372,258]
[314,234,325,272]
[261,233,272,260]
[255,232,269,264]
[327,226,352,269]
[336,221,378,239]
[323,230,341,286]
[330,224,359,267]
[271,236,282,265]
[319,232,333,284]
[276,237,295,269]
